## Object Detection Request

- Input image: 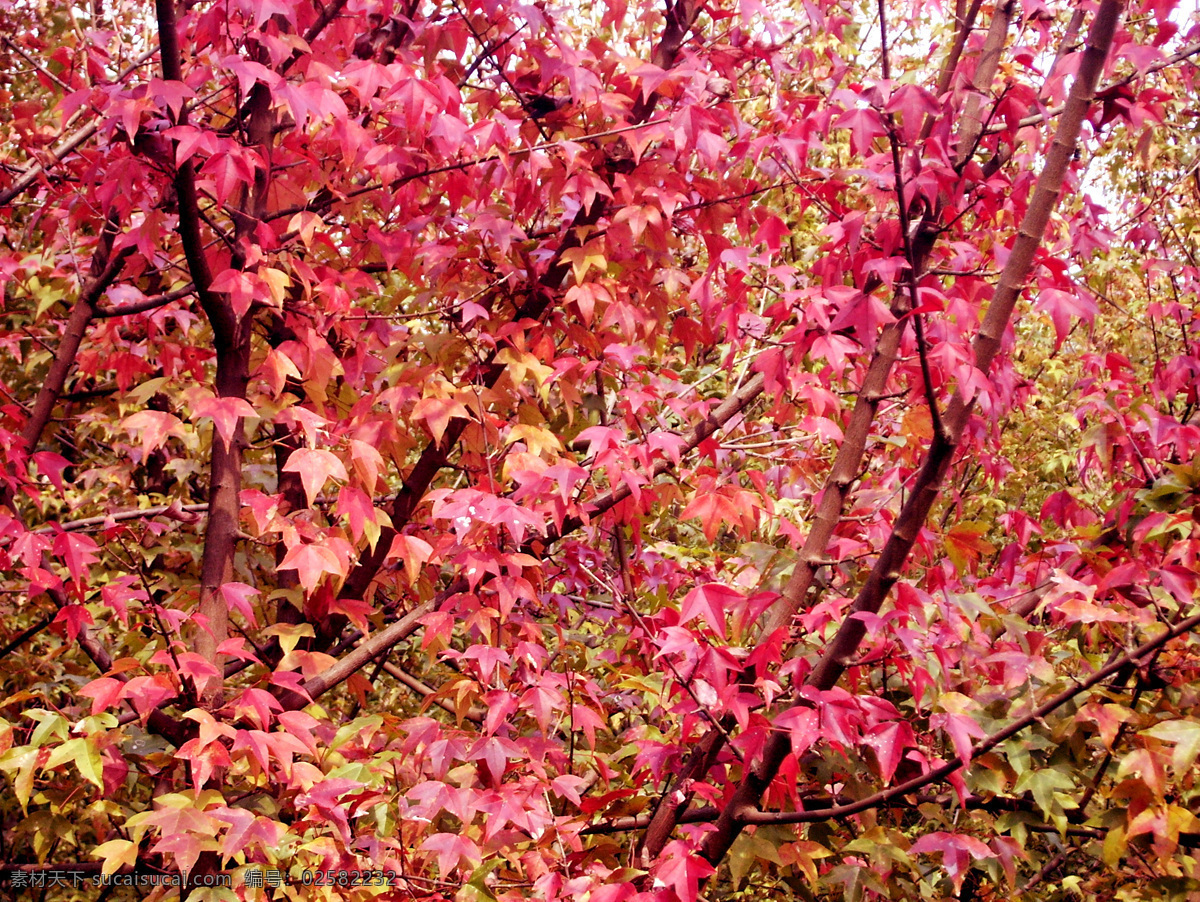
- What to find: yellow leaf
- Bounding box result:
[93,839,139,875]
[259,267,291,307]
[261,623,315,655]
[42,737,104,790]
[495,348,555,392]
[287,211,321,247]
[560,243,607,283]
[0,746,39,811]
[944,521,995,572]
[506,423,563,458]
[389,534,434,585]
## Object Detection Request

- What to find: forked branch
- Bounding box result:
[699,0,1125,866]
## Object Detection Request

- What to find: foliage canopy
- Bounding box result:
[0,0,1199,899]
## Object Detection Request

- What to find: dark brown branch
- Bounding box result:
[878,0,944,442]
[94,283,194,318]
[924,0,983,125]
[0,231,131,524]
[301,0,350,51]
[154,0,260,697]
[586,805,721,835]
[378,658,486,723]
[629,0,702,122]
[19,249,132,459]
[154,0,221,338]
[0,613,56,660]
[639,0,1000,850]
[753,0,1009,649]
[1019,847,1076,895]
[39,503,209,534]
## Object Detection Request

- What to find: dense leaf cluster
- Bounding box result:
[0,0,1198,899]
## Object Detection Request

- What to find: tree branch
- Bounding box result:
[94,283,193,318]
[154,0,220,337]
[21,249,132,456]
[0,47,159,208]
[992,39,1200,136]
[954,0,1015,168]
[639,0,1002,852]
[700,0,1125,866]
[737,610,1200,825]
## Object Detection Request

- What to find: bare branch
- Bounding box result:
[95,283,194,318]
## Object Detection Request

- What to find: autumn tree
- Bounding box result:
[0,0,1198,899]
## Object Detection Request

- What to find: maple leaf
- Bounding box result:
[679,583,743,639]
[560,243,608,283]
[411,396,470,446]
[655,841,715,901]
[277,543,346,591]
[910,832,993,893]
[387,533,434,584]
[191,394,258,447]
[122,410,184,456]
[219,581,260,626]
[148,77,195,119]
[79,678,125,716]
[931,693,989,766]
[229,687,281,729]
[864,721,917,783]
[337,484,385,546]
[421,833,482,876]
[53,532,100,585]
[679,490,741,543]
[32,451,72,491]
[774,707,820,758]
[92,839,139,876]
[282,447,350,506]
[835,105,887,154]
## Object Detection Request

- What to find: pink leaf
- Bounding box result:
[219,582,260,627]
[192,395,257,447]
[53,532,100,585]
[277,543,346,591]
[32,451,72,491]
[420,833,481,876]
[282,448,349,506]
[79,677,125,715]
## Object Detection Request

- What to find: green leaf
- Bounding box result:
[1013,768,1076,818]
